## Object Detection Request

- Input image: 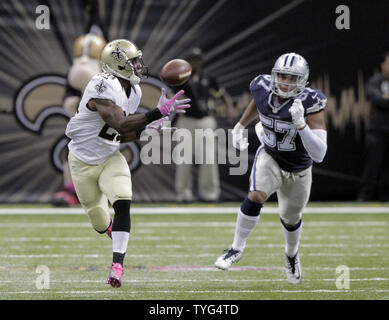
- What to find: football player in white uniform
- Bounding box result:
[65,39,190,288]
[215,53,327,284]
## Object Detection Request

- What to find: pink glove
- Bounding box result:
[157,88,191,116]
[146,116,176,133]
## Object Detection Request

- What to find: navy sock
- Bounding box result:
[240,196,262,217]
[280,218,302,232]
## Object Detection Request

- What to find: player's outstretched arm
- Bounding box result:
[238,99,259,127]
[89,98,154,134]
[120,117,174,142]
[89,90,190,135]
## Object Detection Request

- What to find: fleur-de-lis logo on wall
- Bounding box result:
[111,46,123,62]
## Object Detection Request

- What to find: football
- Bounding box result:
[160,59,192,86]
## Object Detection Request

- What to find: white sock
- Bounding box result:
[112,231,130,254]
[231,209,260,251]
[281,221,303,257]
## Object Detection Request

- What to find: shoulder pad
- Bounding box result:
[92,72,116,82]
[250,74,271,92]
[299,88,327,114]
[85,73,117,103]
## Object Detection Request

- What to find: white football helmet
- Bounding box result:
[100,39,147,85]
[271,53,309,98]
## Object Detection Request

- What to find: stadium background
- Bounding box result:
[0,0,388,203]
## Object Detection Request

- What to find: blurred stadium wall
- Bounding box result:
[0,0,388,202]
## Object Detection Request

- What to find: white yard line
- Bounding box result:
[1,265,389,272]
[1,242,388,251]
[0,221,388,228]
[1,206,389,215]
[1,278,388,284]
[0,252,387,258]
[2,234,387,242]
[1,289,389,295]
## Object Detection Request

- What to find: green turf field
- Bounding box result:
[0,203,388,300]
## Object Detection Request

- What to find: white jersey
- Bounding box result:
[65,72,142,165]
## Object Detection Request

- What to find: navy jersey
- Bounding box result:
[250,74,327,172]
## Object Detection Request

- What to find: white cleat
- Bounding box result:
[285,252,302,284]
[215,248,242,270]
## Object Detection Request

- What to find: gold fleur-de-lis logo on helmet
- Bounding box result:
[111,46,123,62]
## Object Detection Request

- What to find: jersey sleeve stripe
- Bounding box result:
[249,146,264,191]
[306,100,326,114]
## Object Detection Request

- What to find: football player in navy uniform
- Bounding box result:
[215,53,327,284]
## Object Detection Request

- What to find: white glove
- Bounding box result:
[157,88,191,116]
[255,121,264,144]
[231,122,249,151]
[289,98,306,130]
